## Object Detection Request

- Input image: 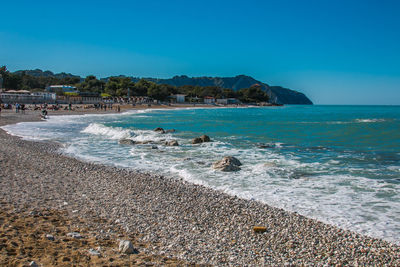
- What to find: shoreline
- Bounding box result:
[0,108,399,265]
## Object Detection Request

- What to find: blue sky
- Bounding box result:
[1,0,399,104]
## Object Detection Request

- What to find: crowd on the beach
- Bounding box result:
[0,102,122,116]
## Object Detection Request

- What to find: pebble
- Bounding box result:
[253,226,267,233]
[67,232,82,239]
[119,240,137,254]
[46,234,55,241]
[88,248,101,256]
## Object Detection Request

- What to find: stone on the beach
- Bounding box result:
[46,234,55,241]
[67,232,82,239]
[154,127,165,134]
[30,261,39,267]
[212,156,242,172]
[119,139,135,145]
[118,240,137,254]
[88,248,101,256]
[253,226,267,233]
[165,140,179,146]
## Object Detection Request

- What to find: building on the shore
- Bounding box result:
[56,91,102,104]
[0,89,102,104]
[132,96,152,104]
[0,90,42,104]
[204,96,216,104]
[216,98,239,105]
[0,90,57,104]
[31,91,57,101]
[46,85,77,93]
[170,94,186,103]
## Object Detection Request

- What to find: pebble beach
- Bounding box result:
[0,108,399,266]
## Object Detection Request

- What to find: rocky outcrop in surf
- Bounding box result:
[212,156,242,172]
[192,135,211,144]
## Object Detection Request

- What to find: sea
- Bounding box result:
[2,105,400,244]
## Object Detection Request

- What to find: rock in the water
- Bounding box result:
[165,140,179,146]
[119,139,135,145]
[165,129,176,133]
[119,240,138,254]
[192,135,211,144]
[136,140,153,144]
[257,143,274,149]
[154,127,165,134]
[200,135,211,142]
[212,156,242,172]
[192,137,203,144]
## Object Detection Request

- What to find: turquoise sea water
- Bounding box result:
[3,105,400,243]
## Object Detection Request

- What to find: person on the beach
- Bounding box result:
[41,109,48,119]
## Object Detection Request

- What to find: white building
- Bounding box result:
[46,85,77,93]
[204,96,215,104]
[0,90,40,103]
[216,98,239,105]
[173,94,186,103]
[0,90,57,104]
[216,98,228,105]
[31,91,56,101]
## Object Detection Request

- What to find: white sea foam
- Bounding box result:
[130,129,172,143]
[302,118,388,124]
[81,123,134,140]
[355,118,386,123]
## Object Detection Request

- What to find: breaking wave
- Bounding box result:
[81,123,134,140]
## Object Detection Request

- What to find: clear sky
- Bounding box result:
[1,0,399,104]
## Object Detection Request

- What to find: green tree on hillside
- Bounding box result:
[237,86,269,103]
[134,79,154,96]
[79,75,105,93]
[104,77,135,97]
[104,77,119,96]
[147,83,175,101]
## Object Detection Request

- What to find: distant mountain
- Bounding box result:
[133,75,313,105]
[13,69,80,79]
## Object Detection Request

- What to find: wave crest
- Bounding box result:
[81,123,133,140]
[355,118,386,123]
